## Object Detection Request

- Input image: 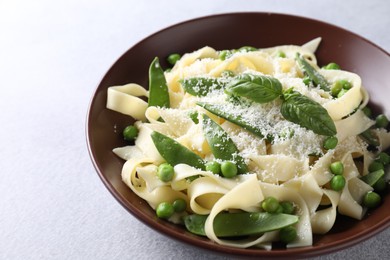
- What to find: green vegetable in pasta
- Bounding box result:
[276,51,286,58]
[151,131,205,170]
[196,102,268,140]
[187,110,199,124]
[375,114,389,128]
[280,201,295,215]
[368,161,385,172]
[330,161,344,175]
[202,115,248,175]
[363,191,381,208]
[302,76,311,86]
[225,74,283,104]
[330,175,346,191]
[180,77,224,97]
[279,226,297,243]
[281,90,337,136]
[148,57,170,108]
[376,152,390,165]
[295,53,329,91]
[337,88,348,98]
[123,125,138,141]
[323,136,338,150]
[323,62,340,70]
[157,163,175,182]
[373,177,387,192]
[360,129,379,147]
[172,198,187,212]
[167,53,181,66]
[360,169,385,187]
[156,202,174,219]
[261,197,280,214]
[362,107,372,117]
[220,161,238,178]
[205,161,221,175]
[183,212,299,237]
[238,46,258,52]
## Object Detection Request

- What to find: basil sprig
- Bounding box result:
[281,89,337,136]
[221,73,336,136]
[225,74,283,103]
[295,53,329,91]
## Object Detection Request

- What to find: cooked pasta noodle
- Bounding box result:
[107,38,390,249]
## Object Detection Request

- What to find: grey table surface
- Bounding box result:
[1,0,389,259]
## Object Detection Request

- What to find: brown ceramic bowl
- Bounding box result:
[86,13,390,258]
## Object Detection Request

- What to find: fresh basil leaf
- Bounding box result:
[295,53,329,91]
[180,77,224,96]
[281,90,336,136]
[225,74,283,103]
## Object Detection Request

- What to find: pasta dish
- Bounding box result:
[105,38,390,249]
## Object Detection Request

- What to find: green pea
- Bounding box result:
[280,201,295,215]
[330,175,346,191]
[330,161,344,175]
[362,107,372,117]
[369,161,384,172]
[373,177,387,192]
[219,50,229,60]
[277,51,286,58]
[167,53,181,66]
[220,161,238,178]
[172,198,187,212]
[261,196,280,213]
[376,114,389,128]
[157,163,174,182]
[376,152,390,165]
[239,46,257,52]
[323,62,340,70]
[275,205,284,214]
[156,202,174,219]
[123,125,138,141]
[337,88,348,98]
[363,191,381,208]
[279,226,297,243]
[205,161,221,175]
[323,136,338,150]
[331,82,343,96]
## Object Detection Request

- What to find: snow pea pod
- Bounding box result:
[295,53,329,91]
[360,129,380,147]
[148,57,170,108]
[197,102,270,140]
[151,131,205,170]
[360,169,385,187]
[180,77,224,97]
[183,212,299,237]
[202,115,248,174]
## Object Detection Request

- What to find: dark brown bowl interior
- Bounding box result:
[86,12,390,258]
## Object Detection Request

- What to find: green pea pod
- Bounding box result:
[360,169,385,186]
[225,74,283,103]
[360,129,380,147]
[151,131,205,170]
[197,102,269,140]
[148,57,170,108]
[202,115,248,174]
[180,77,224,97]
[295,53,329,91]
[184,212,299,237]
[281,90,337,136]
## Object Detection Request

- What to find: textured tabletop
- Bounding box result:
[1,0,389,259]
